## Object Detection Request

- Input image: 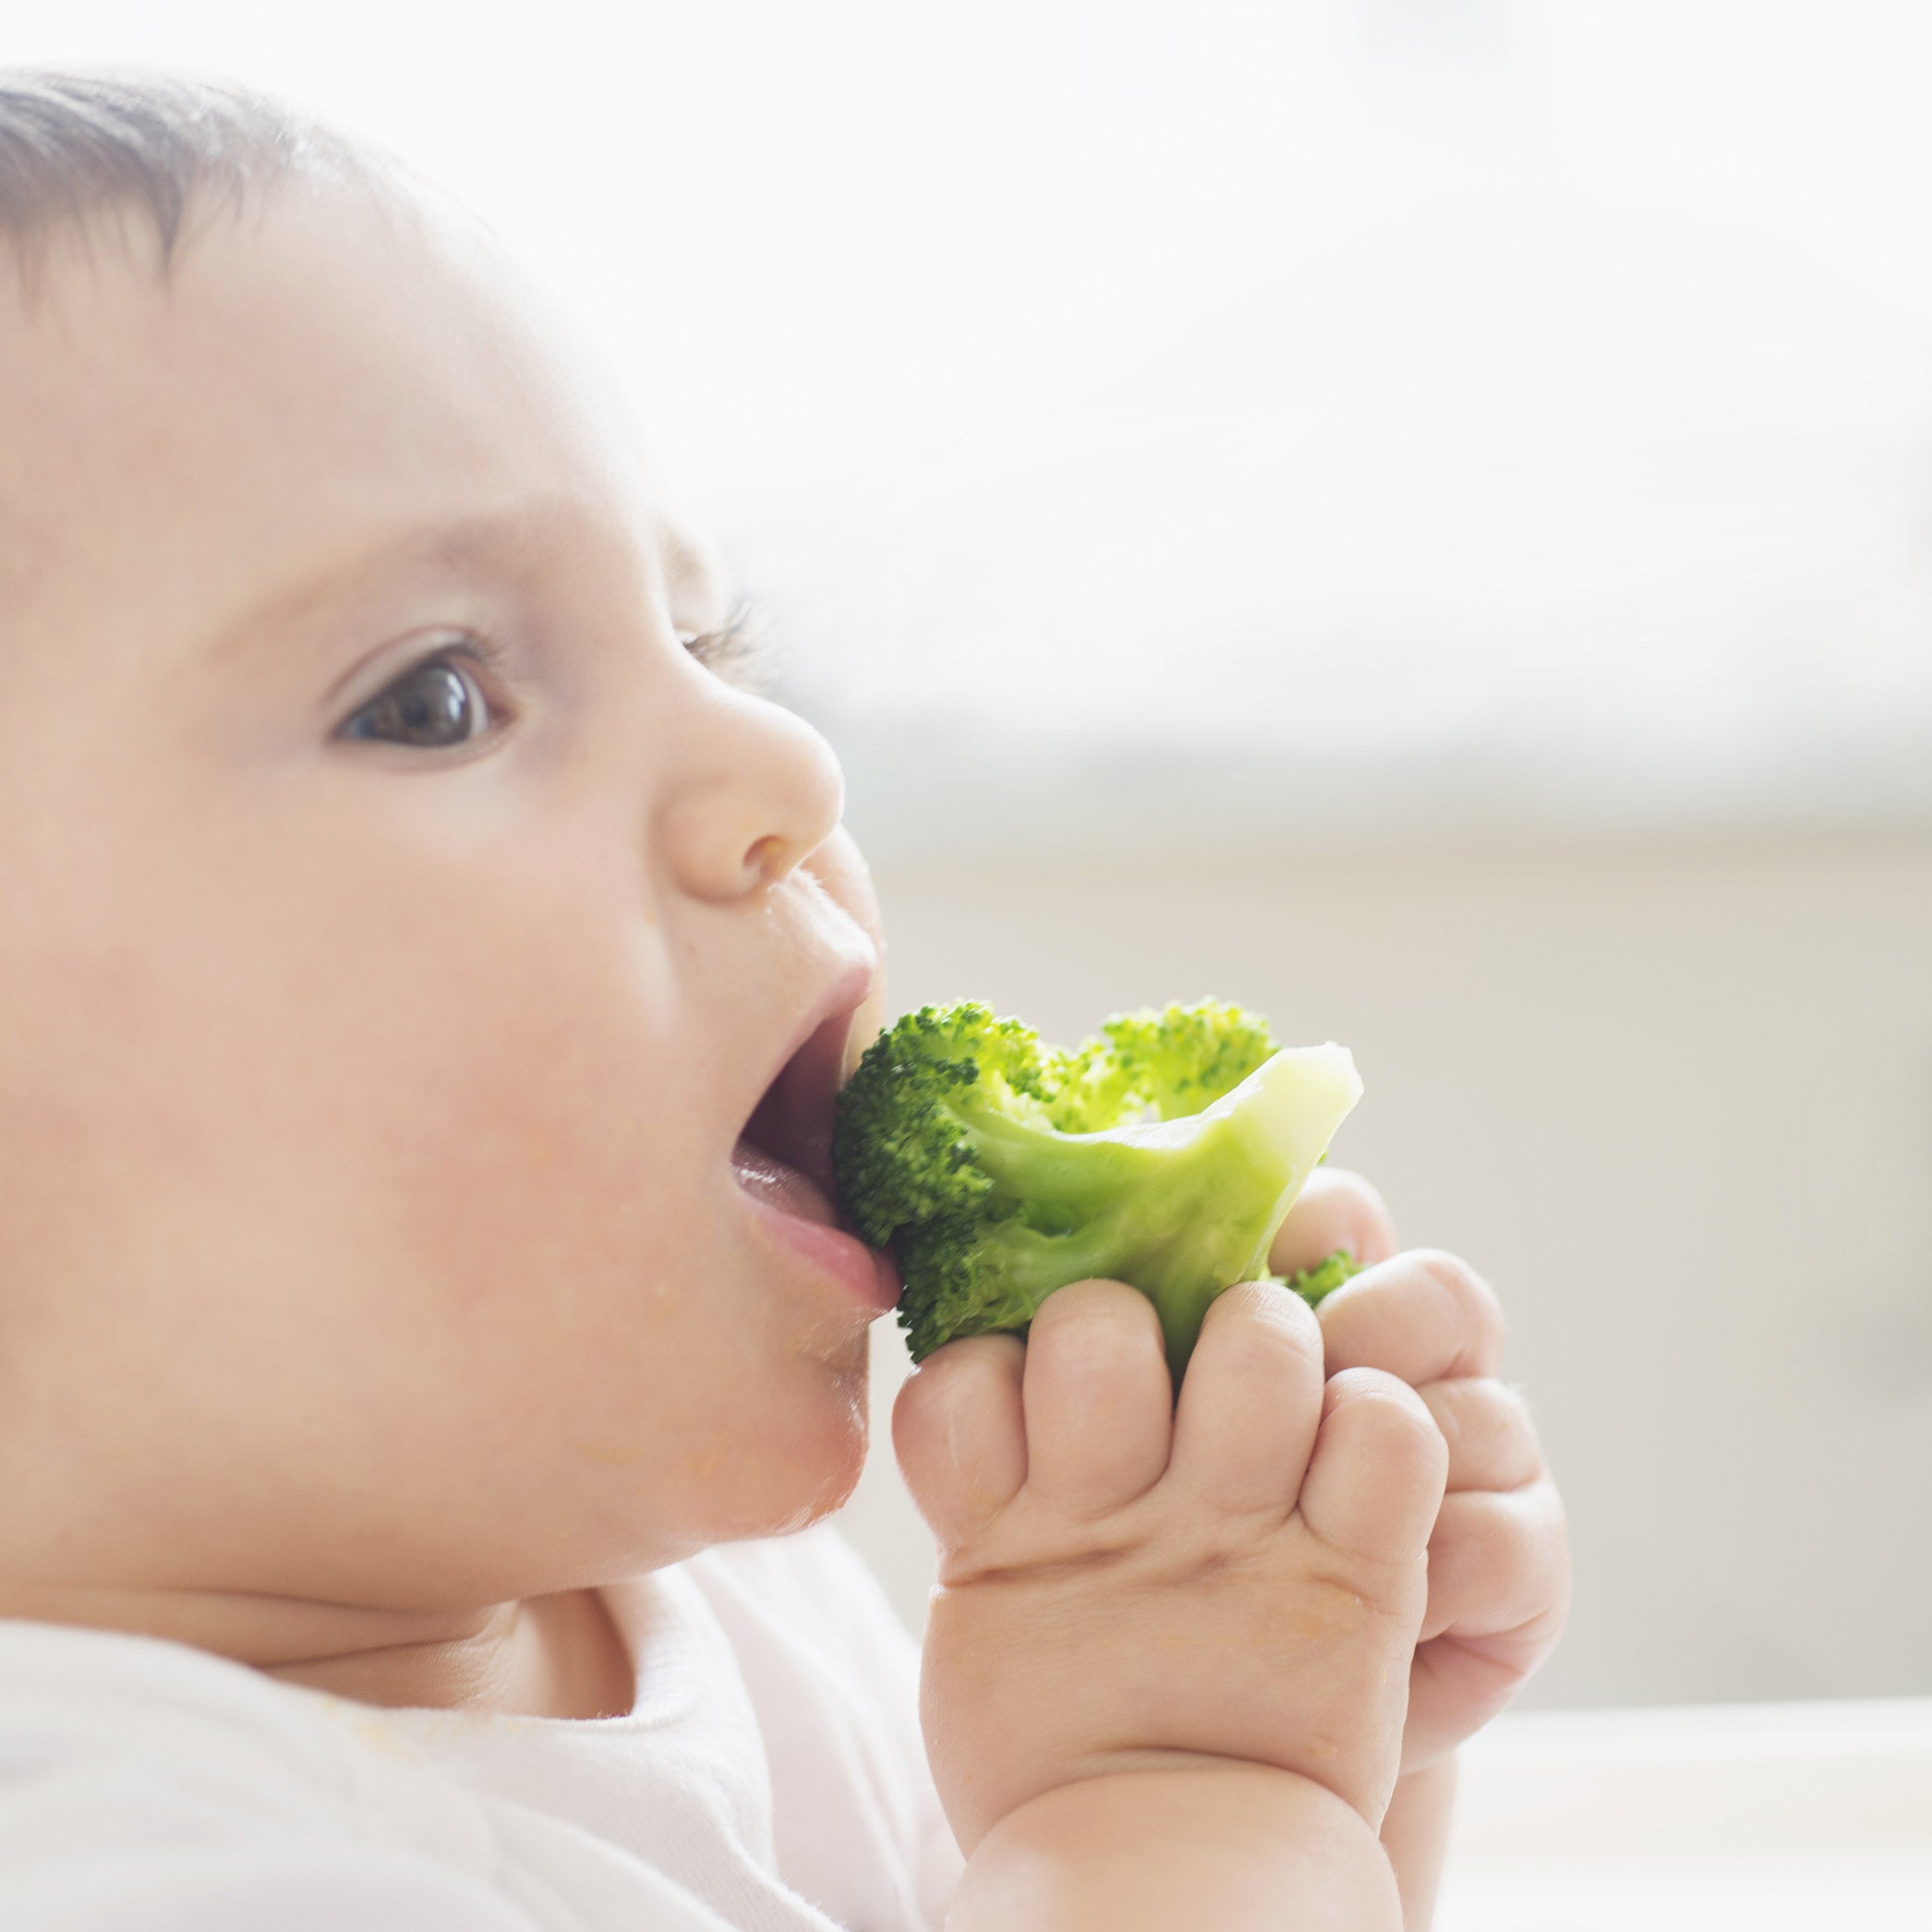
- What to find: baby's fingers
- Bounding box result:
[1020,1280,1174,1516]
[1403,1479,1570,1767]
[893,1333,1028,1550]
[1298,1369,1447,1569]
[1318,1249,1505,1386]
[1168,1280,1324,1515]
[1420,1379,1545,1493]
[1419,1477,1570,1655]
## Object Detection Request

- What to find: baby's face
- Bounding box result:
[0,179,894,1615]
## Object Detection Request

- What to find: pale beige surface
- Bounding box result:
[1438,1697,1932,1928]
[834,829,1932,1710]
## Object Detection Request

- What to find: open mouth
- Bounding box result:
[732,999,855,1230]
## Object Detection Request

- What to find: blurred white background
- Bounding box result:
[10,2,1929,1715]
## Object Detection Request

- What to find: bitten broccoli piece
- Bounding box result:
[832,998,1363,1381]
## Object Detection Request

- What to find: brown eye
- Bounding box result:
[341,655,490,749]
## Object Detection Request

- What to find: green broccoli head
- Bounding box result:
[831,998,1363,1380]
[1046,998,1282,1130]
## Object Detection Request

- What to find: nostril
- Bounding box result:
[743,833,788,883]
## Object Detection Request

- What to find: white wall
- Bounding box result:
[834,827,1932,1709]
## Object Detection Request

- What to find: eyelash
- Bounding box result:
[679,604,772,693]
[342,605,773,751]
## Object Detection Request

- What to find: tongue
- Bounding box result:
[732,1136,838,1227]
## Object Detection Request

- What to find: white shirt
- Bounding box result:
[0,1526,963,1930]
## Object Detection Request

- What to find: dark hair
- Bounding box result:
[0,67,380,295]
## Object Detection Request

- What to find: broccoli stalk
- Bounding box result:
[832,1000,1364,1382]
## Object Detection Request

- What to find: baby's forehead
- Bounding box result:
[1,183,700,661]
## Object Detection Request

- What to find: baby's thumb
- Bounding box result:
[892,1334,1028,1551]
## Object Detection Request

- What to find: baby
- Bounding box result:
[0,70,1569,1930]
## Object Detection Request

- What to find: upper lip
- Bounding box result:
[736,956,877,1201]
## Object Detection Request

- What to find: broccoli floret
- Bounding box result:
[1268,1249,1363,1308]
[832,998,1363,1381]
[1046,998,1281,1130]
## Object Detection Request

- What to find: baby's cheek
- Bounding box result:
[330,930,679,1248]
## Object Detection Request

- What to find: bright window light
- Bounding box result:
[11,2,1932,852]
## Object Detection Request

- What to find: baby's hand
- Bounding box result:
[1276,1173,1572,1773]
[895,1276,1448,1855]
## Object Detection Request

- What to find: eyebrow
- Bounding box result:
[199,497,641,670]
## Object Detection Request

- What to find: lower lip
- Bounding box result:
[735,1173,902,1314]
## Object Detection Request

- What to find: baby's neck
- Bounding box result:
[264,1586,637,1721]
[0,1575,636,1721]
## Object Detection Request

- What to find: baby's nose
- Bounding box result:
[656,681,845,901]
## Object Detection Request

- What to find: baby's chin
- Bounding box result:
[670,1339,871,1549]
[762,1361,871,1533]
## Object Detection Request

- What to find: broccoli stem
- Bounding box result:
[956,1045,1362,1381]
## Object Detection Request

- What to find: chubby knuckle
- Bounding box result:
[1431,1489,1507,1554]
[1428,1503,1527,1602]
[1488,1383,1544,1459]
[1483,1378,1534,1429]
[1412,1249,1505,1361]
[1331,1365,1441,1443]
[1440,1376,1536,1447]
[1436,1486,1561,1580]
